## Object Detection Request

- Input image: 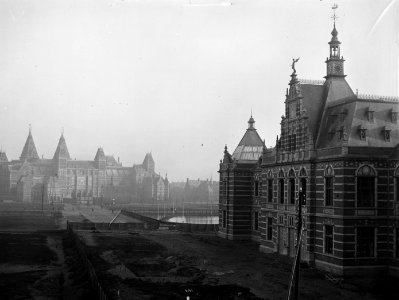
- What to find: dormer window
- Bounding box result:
[337,126,345,140]
[339,108,347,122]
[367,108,374,122]
[391,110,398,123]
[359,125,367,140]
[383,127,391,142]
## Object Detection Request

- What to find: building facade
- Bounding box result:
[0,132,169,205]
[219,21,399,276]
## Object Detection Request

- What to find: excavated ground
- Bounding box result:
[78,230,398,300]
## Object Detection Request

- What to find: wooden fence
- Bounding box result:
[67,221,109,300]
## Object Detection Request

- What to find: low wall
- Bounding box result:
[173,223,219,232]
[67,221,146,231]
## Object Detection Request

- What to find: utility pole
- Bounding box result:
[41,183,45,213]
[293,189,305,300]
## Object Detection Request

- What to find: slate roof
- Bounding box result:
[317,96,399,150]
[53,134,71,160]
[20,130,39,161]
[232,116,264,162]
[106,155,119,166]
[67,160,95,169]
[300,82,325,138]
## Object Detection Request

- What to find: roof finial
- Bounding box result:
[332,3,338,27]
[248,114,255,129]
[29,123,32,134]
[61,126,64,137]
[291,57,300,74]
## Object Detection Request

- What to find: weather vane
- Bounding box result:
[331,3,338,24]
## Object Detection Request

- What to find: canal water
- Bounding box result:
[167,216,219,224]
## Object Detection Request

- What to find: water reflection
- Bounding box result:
[167,216,219,224]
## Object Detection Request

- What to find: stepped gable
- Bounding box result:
[53,134,71,160]
[232,115,264,162]
[20,128,39,161]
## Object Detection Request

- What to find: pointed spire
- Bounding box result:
[53,133,71,160]
[20,126,39,161]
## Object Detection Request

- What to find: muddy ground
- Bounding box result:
[0,230,97,300]
[78,230,398,300]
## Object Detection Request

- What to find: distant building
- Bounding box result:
[132,153,170,203]
[184,178,218,206]
[219,20,399,276]
[0,131,169,205]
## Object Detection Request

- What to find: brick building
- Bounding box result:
[219,21,399,276]
[0,131,169,205]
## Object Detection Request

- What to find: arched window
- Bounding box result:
[288,169,296,205]
[278,170,285,204]
[356,165,377,207]
[325,166,334,207]
[395,167,399,202]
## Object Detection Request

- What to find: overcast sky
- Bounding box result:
[0,0,398,182]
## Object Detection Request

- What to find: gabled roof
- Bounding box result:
[20,130,39,161]
[53,134,71,160]
[232,116,264,162]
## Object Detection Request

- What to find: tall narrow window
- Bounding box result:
[267,217,273,240]
[325,225,333,254]
[289,179,295,204]
[325,166,334,206]
[268,179,273,203]
[300,178,307,197]
[357,165,376,208]
[279,179,285,204]
[254,180,259,197]
[254,212,259,230]
[357,227,375,257]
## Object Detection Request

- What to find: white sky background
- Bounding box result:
[0,0,398,182]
